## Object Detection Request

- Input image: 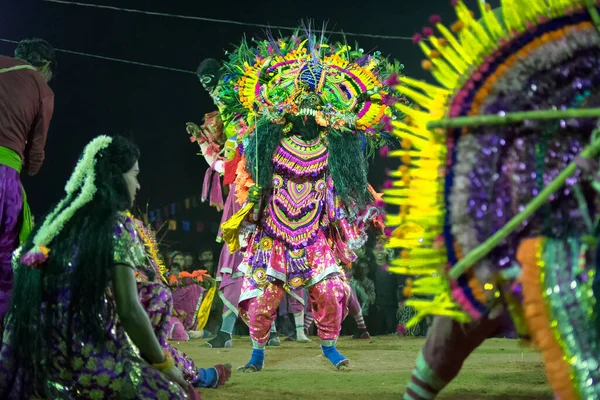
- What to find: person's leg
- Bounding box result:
[0,167,22,334]
[386,306,398,334]
[403,316,500,399]
[238,280,286,372]
[304,310,314,333]
[288,293,311,342]
[277,297,295,338]
[267,320,280,346]
[347,289,370,339]
[303,289,314,334]
[205,274,243,348]
[309,276,350,370]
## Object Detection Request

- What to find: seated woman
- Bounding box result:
[131,217,230,387]
[0,136,215,398]
[164,252,213,342]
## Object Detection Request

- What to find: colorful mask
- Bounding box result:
[214,29,404,144]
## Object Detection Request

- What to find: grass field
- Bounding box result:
[175,336,552,400]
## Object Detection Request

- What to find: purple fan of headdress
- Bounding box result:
[264,28,283,57]
[300,19,319,63]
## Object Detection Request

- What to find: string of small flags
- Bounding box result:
[144,194,217,233]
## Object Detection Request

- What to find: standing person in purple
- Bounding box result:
[187,58,281,348]
[0,38,55,331]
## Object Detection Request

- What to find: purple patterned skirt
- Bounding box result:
[0,281,189,398]
[0,165,23,327]
[137,281,199,382]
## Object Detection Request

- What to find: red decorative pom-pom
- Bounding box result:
[412,33,423,44]
[381,115,393,132]
[429,15,442,24]
[379,145,390,157]
[422,27,434,37]
[383,180,393,189]
[21,246,50,268]
[397,324,407,335]
[384,73,400,87]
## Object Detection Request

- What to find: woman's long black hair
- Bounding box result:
[8,136,139,376]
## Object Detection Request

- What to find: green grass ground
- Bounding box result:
[175,336,552,400]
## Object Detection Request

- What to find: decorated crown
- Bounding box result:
[213,26,404,144]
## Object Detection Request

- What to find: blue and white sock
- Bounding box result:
[243,347,265,371]
[220,312,237,335]
[193,367,217,388]
[321,340,347,367]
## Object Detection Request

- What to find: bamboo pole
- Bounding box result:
[584,0,600,34]
[427,108,600,130]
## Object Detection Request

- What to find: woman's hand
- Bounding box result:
[162,365,188,389]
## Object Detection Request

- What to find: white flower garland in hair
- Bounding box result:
[21,135,113,267]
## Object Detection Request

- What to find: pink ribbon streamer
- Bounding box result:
[202,164,224,211]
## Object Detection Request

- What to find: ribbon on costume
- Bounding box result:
[195,285,217,330]
[201,162,224,211]
[221,202,254,253]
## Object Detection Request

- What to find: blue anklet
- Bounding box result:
[238,348,264,372]
[321,345,348,369]
[193,367,217,388]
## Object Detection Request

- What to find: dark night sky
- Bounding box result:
[0,0,498,251]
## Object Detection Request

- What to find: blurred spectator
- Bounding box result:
[167,251,184,279]
[198,248,216,275]
[397,276,431,337]
[353,257,376,309]
[350,256,376,336]
[183,252,196,272]
[372,240,398,335]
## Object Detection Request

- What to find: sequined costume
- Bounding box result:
[208,27,402,370]
[0,214,188,399]
[240,136,352,298]
[384,2,600,399]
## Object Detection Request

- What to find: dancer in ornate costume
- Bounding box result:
[210,27,402,371]
[187,59,280,348]
[0,38,56,332]
[130,216,231,389]
[0,136,200,399]
[383,2,600,399]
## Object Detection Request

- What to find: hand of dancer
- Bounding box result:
[163,365,188,389]
[248,185,263,203]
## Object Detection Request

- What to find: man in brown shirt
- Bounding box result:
[0,38,55,331]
